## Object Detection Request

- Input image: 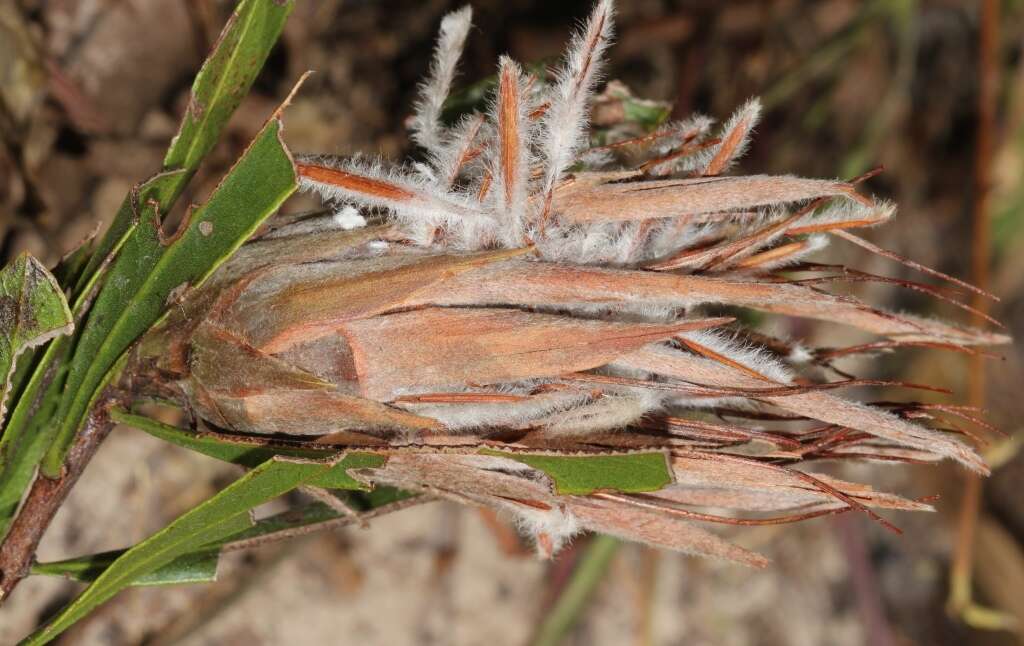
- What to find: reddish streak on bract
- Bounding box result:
[498,63,520,204]
[392,392,529,404]
[675,336,772,381]
[297,163,415,202]
[734,240,808,269]
[704,113,753,176]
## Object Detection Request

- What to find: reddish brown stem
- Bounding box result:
[0,409,114,602]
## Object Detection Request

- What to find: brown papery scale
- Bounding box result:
[129,0,1008,563]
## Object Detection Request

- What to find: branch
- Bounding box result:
[0,407,114,602]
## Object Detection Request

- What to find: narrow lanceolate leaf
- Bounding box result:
[0,254,72,426]
[31,549,219,587]
[74,0,294,295]
[22,455,343,646]
[163,0,294,172]
[114,406,675,497]
[32,493,418,591]
[17,0,294,520]
[0,175,184,509]
[0,256,72,536]
[45,115,297,477]
[0,345,67,538]
[112,407,338,465]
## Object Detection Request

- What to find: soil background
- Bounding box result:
[2,1,1024,644]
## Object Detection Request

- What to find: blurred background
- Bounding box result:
[2,0,1024,644]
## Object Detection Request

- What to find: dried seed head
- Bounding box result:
[135,0,1010,563]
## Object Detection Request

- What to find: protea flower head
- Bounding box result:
[135,0,1008,565]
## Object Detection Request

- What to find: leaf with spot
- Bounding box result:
[74,0,295,295]
[45,113,298,478]
[0,0,297,540]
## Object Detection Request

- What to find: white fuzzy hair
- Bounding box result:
[409,6,474,151]
[508,503,581,557]
[700,97,762,175]
[537,0,615,210]
[677,329,795,384]
[487,57,535,246]
[296,153,497,248]
[397,388,594,433]
[794,198,896,230]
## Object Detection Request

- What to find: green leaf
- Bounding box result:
[45,116,297,477]
[110,408,384,491]
[29,488,417,597]
[0,348,67,539]
[480,450,673,495]
[115,409,674,496]
[21,455,340,645]
[164,0,293,172]
[74,0,294,295]
[0,190,173,533]
[32,549,219,587]
[307,454,388,490]
[0,254,73,428]
[0,171,184,538]
[0,256,74,538]
[223,501,349,544]
[0,0,298,588]
[212,492,412,545]
[32,488,417,595]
